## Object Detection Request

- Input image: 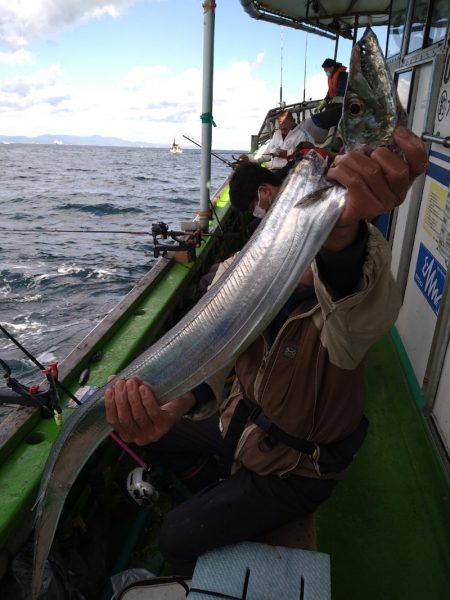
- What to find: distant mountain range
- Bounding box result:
[0,134,164,147]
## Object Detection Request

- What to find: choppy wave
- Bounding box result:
[0,144,231,405]
[59,202,143,215]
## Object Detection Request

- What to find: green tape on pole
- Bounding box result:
[200,112,216,127]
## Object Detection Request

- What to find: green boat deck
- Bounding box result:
[317,331,450,599]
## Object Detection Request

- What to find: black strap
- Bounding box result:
[218,395,368,478]
[241,396,316,455]
[218,399,250,479]
[185,382,214,416]
[218,396,316,478]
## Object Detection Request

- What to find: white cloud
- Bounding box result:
[0,66,72,128]
[0,49,34,65]
[0,57,278,149]
[0,0,139,48]
[304,72,327,102]
[0,2,328,149]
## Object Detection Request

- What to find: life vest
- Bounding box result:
[328,65,347,100]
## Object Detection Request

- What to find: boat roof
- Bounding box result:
[240,0,391,40]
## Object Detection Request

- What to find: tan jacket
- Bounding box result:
[190,225,401,479]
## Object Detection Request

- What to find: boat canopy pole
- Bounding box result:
[199,0,216,221]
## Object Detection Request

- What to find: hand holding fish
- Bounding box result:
[324,126,427,249]
[105,376,194,445]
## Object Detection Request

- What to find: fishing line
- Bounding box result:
[182,134,236,168]
[0,227,231,236]
[0,322,148,469]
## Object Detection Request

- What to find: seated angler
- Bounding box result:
[104,127,427,577]
[239,110,313,171]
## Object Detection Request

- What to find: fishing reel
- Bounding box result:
[0,357,61,419]
[127,467,160,507]
[151,220,203,261]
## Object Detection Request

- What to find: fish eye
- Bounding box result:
[349,100,364,117]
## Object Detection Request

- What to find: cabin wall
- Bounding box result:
[394,60,444,381]
[389,22,450,461]
[433,345,450,454]
[391,63,434,280]
[426,47,450,456]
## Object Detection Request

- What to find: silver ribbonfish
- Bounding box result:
[32,27,407,599]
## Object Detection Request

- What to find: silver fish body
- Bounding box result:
[31,153,346,599]
[32,27,404,599]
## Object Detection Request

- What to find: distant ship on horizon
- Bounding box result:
[169,138,182,154]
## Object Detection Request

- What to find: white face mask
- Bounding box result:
[252,189,266,219]
[325,69,332,78]
[252,204,266,219]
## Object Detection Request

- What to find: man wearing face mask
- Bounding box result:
[229,163,282,217]
[198,164,284,292]
[302,58,348,145]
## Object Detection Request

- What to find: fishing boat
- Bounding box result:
[170,139,182,154]
[0,2,449,599]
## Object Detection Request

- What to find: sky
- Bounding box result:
[0,0,386,150]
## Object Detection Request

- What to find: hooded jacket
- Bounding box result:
[191,224,401,480]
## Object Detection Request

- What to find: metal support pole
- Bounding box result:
[199,1,216,221]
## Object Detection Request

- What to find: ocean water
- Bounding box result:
[0,144,232,409]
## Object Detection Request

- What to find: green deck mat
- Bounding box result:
[317,332,450,599]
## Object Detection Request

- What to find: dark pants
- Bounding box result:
[149,414,337,575]
[311,103,343,130]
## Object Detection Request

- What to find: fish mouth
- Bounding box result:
[348,28,380,96]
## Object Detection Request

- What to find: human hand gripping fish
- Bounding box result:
[31,28,427,599]
[326,26,427,230]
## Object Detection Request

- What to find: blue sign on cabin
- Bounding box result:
[414,242,446,316]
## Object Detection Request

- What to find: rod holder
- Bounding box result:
[421,132,450,148]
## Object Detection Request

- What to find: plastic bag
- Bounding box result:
[0,540,87,599]
[110,568,156,599]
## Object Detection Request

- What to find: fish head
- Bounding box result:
[339,27,408,154]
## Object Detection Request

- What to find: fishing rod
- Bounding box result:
[0,225,236,261]
[182,134,236,168]
[279,30,284,108]
[0,228,151,235]
[0,226,227,239]
[303,33,308,103]
[0,322,149,469]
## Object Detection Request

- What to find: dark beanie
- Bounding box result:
[322,58,337,68]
